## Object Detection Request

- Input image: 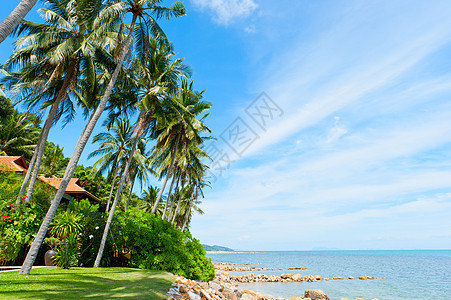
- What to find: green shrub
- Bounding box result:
[0,172,52,264]
[114,208,214,281]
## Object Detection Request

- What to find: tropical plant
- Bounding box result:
[0,98,40,159]
[114,207,214,281]
[94,1,187,267]
[40,142,68,178]
[50,210,82,269]
[21,0,186,275]
[4,0,120,203]
[89,118,132,212]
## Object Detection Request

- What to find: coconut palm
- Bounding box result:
[0,0,39,44]
[81,0,186,269]
[20,0,185,275]
[88,118,132,212]
[40,142,68,178]
[125,138,153,207]
[0,109,40,158]
[4,0,120,203]
[152,79,211,218]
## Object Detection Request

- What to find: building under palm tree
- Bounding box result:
[0,155,100,203]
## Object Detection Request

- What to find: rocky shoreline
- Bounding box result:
[166,261,383,300]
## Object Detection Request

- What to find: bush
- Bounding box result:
[113,208,214,281]
[0,172,52,264]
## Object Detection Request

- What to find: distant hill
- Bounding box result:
[202,244,234,252]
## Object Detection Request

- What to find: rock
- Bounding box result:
[292,274,303,281]
[241,293,257,300]
[304,289,329,300]
[348,277,355,280]
[179,285,188,293]
[188,291,201,300]
[287,266,307,270]
[359,275,369,280]
[280,273,293,279]
[209,282,222,292]
[222,291,239,300]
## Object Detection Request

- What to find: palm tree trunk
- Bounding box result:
[16,143,38,204]
[25,102,59,200]
[26,57,79,201]
[106,161,119,213]
[0,0,38,44]
[167,172,181,221]
[126,175,135,208]
[151,132,181,214]
[171,177,186,225]
[162,172,176,219]
[181,187,196,231]
[19,14,138,275]
[94,136,138,267]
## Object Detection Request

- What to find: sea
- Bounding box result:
[206,250,451,300]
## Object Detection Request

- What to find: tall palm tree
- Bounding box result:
[152,79,211,217]
[0,0,39,44]
[125,138,152,207]
[94,21,189,267]
[5,0,119,203]
[20,0,179,275]
[88,118,132,212]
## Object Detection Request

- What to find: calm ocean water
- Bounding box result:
[206,250,451,300]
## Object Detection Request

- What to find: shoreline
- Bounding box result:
[206,251,262,254]
[167,261,382,300]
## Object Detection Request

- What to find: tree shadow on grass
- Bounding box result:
[0,268,173,299]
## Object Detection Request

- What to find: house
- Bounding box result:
[0,155,100,203]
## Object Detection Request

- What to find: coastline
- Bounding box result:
[206,251,262,254]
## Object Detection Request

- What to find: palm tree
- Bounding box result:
[152,79,211,217]
[40,142,68,178]
[0,0,39,44]
[94,16,189,267]
[88,118,132,212]
[138,186,163,214]
[0,108,40,158]
[19,0,156,275]
[125,138,152,207]
[4,0,119,203]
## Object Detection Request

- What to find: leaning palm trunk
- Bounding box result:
[26,58,79,201]
[0,0,38,44]
[94,136,138,267]
[167,172,181,221]
[126,175,135,208]
[106,161,119,212]
[181,187,196,231]
[152,132,181,214]
[16,143,38,204]
[171,177,186,225]
[19,15,137,275]
[162,172,176,219]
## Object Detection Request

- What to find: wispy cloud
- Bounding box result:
[192,1,451,250]
[191,0,258,26]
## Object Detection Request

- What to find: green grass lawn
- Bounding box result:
[0,267,173,299]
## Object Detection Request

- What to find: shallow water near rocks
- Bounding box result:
[207,250,451,300]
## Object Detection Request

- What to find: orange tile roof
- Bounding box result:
[0,155,100,203]
[0,156,28,172]
[37,177,100,202]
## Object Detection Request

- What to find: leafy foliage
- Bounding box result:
[0,172,52,264]
[113,208,214,281]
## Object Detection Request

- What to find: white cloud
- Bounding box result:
[191,1,451,250]
[191,0,258,25]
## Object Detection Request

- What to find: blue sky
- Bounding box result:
[1,0,451,251]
